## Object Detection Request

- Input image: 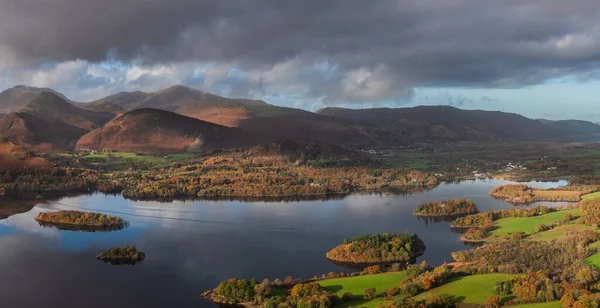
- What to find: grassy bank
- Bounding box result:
[510,302,561,308]
[318,271,407,308]
[484,208,581,241]
[413,274,520,304]
[582,191,600,201]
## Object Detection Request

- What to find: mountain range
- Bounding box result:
[0,85,598,153]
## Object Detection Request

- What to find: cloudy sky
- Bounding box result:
[1,0,600,120]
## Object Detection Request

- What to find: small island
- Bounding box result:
[35,210,127,232]
[412,198,479,217]
[325,232,425,265]
[97,246,145,265]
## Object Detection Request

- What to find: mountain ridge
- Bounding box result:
[0,85,599,152]
[0,92,116,151]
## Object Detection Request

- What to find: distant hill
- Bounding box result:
[82,100,125,113]
[537,119,600,142]
[0,136,51,169]
[317,106,600,143]
[97,85,314,127]
[76,108,267,154]
[0,85,75,114]
[0,93,115,151]
[20,92,114,131]
[2,85,600,151]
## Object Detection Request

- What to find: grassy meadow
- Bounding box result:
[318,271,407,308]
[413,274,520,304]
[55,151,201,170]
[582,191,600,201]
[484,208,581,241]
[510,302,562,308]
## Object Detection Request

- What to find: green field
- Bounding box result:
[485,209,581,241]
[527,224,591,241]
[75,151,199,170]
[582,191,600,201]
[584,251,600,269]
[375,152,431,169]
[510,302,561,308]
[414,274,520,304]
[318,272,407,308]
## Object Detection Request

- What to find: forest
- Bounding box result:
[1,142,439,201]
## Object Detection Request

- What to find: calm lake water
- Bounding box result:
[0,179,568,308]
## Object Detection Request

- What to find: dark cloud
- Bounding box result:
[2,0,600,102]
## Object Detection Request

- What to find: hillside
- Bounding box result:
[0,112,88,151]
[0,85,74,114]
[0,93,116,151]
[0,136,51,168]
[98,85,314,127]
[317,106,600,143]
[76,108,267,153]
[20,92,114,130]
[538,119,600,142]
[82,100,125,113]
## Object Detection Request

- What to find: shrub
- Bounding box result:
[214,278,258,304]
[364,288,377,300]
[291,282,323,298]
[363,265,382,275]
[511,232,524,240]
[341,292,353,302]
[535,224,550,232]
[400,283,422,297]
[386,287,399,298]
[283,276,294,287]
[484,295,502,308]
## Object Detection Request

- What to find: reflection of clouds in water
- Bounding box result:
[0,234,209,308]
[0,207,61,239]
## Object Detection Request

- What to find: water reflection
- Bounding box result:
[0,179,568,308]
[0,198,45,219]
[36,221,128,232]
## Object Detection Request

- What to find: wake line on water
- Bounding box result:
[37,201,300,232]
[40,201,234,225]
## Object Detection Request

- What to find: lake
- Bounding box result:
[0,179,568,307]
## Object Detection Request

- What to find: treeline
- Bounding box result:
[111,152,438,199]
[0,167,100,198]
[325,232,426,264]
[492,270,600,306]
[207,278,332,308]
[1,142,439,201]
[580,198,600,226]
[412,199,478,217]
